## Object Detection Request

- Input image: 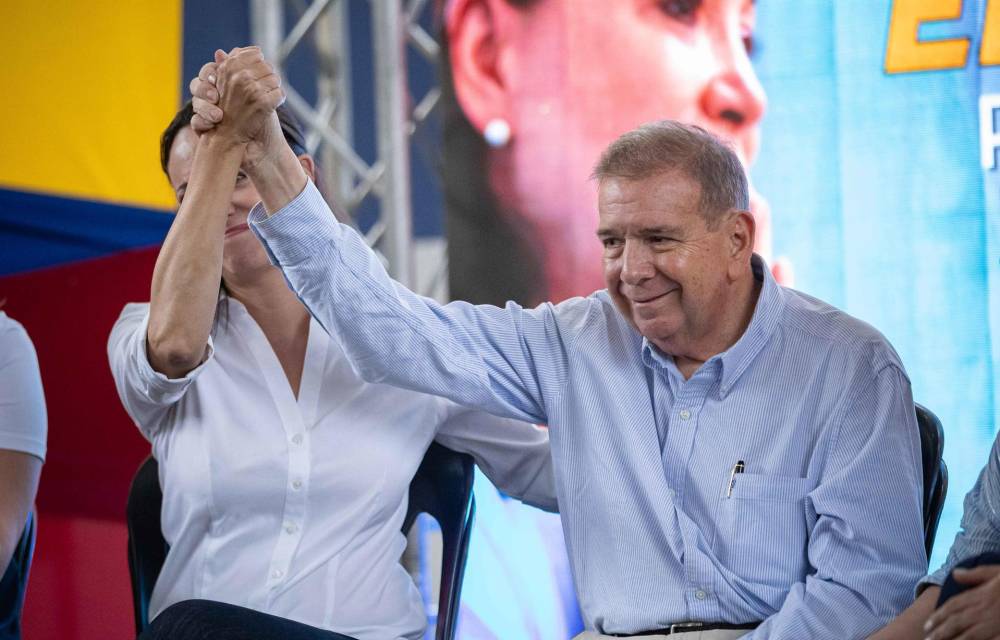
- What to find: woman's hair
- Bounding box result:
[160,100,309,176]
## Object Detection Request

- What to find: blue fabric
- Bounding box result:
[925,433,1000,588]
[250,181,928,639]
[0,514,32,640]
[935,551,1000,607]
[0,188,170,276]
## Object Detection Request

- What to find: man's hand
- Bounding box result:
[925,565,1000,640]
[192,47,284,169]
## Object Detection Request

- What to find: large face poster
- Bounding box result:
[441,0,1000,587]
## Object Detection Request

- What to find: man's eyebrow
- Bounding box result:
[596,225,684,238]
[637,226,682,236]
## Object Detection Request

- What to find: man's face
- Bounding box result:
[598,172,736,355]
[488,0,766,300]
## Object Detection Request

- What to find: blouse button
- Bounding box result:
[292,479,303,490]
[291,433,303,445]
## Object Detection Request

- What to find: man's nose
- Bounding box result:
[699,31,766,142]
[620,241,655,285]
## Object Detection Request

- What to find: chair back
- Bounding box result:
[127,444,476,640]
[126,456,167,634]
[916,403,948,558]
[403,442,476,640]
[0,510,36,640]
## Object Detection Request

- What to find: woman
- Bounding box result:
[0,309,46,640]
[108,48,555,640]
[439,0,784,306]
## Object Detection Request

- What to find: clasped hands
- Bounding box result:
[190,46,283,168]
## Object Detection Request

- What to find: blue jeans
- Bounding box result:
[936,551,1000,607]
[139,600,359,640]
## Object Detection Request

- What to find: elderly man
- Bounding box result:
[191,49,926,638]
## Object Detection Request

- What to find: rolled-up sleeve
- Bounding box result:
[921,432,1000,589]
[107,303,214,440]
[751,363,926,639]
[249,180,583,427]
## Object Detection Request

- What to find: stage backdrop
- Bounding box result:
[3,1,1000,639]
[753,0,1000,571]
[442,0,1000,576]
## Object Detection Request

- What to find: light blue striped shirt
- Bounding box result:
[249,181,927,639]
[923,431,1000,587]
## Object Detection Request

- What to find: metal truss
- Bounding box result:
[250,0,444,293]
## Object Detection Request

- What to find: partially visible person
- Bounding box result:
[0,309,46,640]
[439,0,788,307]
[195,57,927,637]
[111,48,556,640]
[870,432,1000,640]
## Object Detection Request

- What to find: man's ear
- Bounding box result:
[446,0,515,135]
[298,154,316,182]
[727,210,756,275]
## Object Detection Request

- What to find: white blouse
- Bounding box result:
[107,299,556,640]
[0,312,47,461]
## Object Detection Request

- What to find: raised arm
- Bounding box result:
[751,364,927,639]
[249,181,578,425]
[146,47,282,378]
[191,56,581,426]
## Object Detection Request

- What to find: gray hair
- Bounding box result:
[592,120,750,225]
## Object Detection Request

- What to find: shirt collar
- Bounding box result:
[640,254,784,396]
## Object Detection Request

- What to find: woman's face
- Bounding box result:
[451,0,768,301]
[165,126,272,281]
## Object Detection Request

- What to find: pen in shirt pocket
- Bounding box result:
[726,460,745,498]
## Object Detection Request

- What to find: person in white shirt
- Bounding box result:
[108,50,556,640]
[0,309,46,639]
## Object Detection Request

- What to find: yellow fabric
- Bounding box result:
[0,0,182,210]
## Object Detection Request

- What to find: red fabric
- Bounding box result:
[0,246,160,520]
[21,516,133,638]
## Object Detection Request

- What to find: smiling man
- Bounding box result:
[220,91,926,637]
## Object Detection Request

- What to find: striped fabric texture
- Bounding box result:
[924,431,1000,587]
[250,181,928,639]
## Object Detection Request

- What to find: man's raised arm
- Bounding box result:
[250,181,575,425]
[200,55,579,426]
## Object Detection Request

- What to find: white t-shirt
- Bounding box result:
[107,299,556,640]
[0,312,47,461]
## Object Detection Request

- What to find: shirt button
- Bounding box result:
[695,589,707,600]
[292,479,303,490]
[679,409,691,420]
[285,523,298,534]
[272,569,284,579]
[291,433,303,445]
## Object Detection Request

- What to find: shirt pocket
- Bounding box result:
[715,473,813,591]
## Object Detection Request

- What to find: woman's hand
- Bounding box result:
[190,47,284,171]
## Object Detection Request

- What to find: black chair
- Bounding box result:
[126,442,476,640]
[916,403,948,559]
[0,510,36,640]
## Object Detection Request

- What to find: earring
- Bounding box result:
[483,118,511,148]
